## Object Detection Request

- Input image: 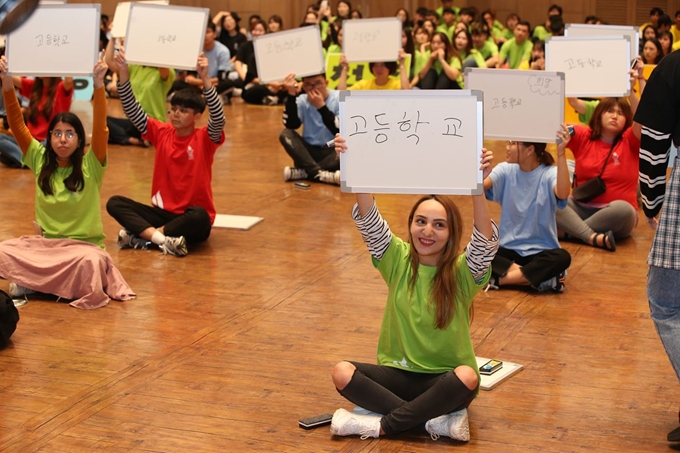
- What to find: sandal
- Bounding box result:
[591,230,616,252]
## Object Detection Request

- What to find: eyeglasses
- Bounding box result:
[302,80,325,91]
[51,130,76,140]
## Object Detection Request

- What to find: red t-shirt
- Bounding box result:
[570,124,640,209]
[19,78,74,141]
[143,118,225,223]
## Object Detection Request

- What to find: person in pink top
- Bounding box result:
[0,76,73,168]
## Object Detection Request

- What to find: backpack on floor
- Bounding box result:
[0,290,19,348]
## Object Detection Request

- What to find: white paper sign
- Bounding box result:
[342,18,402,63]
[124,4,208,70]
[565,23,639,67]
[254,26,325,84]
[6,4,100,76]
[111,0,169,38]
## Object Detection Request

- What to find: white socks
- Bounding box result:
[151,230,166,245]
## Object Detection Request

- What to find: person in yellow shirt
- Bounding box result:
[640,7,663,35]
[671,10,680,43]
[338,50,410,90]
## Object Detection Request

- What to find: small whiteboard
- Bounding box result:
[339,90,484,195]
[124,4,208,70]
[545,36,630,97]
[111,0,169,38]
[565,23,638,66]
[465,68,565,143]
[343,18,402,63]
[254,26,325,83]
[6,4,100,77]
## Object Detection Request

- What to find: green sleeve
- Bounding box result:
[578,100,599,125]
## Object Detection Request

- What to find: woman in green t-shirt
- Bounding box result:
[328,135,499,442]
[418,32,464,90]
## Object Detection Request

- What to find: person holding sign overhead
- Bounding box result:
[0,74,74,168]
[484,128,572,292]
[556,68,644,251]
[329,135,499,442]
[106,49,226,257]
[0,52,134,308]
[280,72,340,185]
[337,50,410,91]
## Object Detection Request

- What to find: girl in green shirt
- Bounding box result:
[418,32,463,89]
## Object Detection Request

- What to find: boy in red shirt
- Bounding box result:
[106,49,226,257]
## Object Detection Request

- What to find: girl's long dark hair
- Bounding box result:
[28,77,60,125]
[407,195,465,330]
[38,112,86,196]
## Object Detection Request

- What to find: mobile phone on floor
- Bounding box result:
[479,359,503,375]
[295,182,311,190]
[299,413,333,429]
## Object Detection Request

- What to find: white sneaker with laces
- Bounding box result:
[9,282,35,298]
[315,170,340,185]
[117,229,151,250]
[425,408,470,441]
[160,236,188,257]
[283,166,308,181]
[330,408,381,440]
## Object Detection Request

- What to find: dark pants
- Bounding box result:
[169,79,234,97]
[338,362,477,436]
[419,69,461,90]
[106,195,211,244]
[279,129,339,177]
[491,247,571,288]
[241,84,285,105]
[106,117,142,145]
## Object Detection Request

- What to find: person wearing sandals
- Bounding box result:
[484,128,572,292]
[556,67,645,251]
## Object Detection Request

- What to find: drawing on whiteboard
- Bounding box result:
[157,34,177,44]
[349,111,464,145]
[35,34,69,47]
[351,30,381,44]
[527,75,560,95]
[564,58,602,70]
[491,97,522,109]
[265,38,303,54]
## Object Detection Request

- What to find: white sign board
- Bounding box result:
[6,4,100,76]
[565,23,639,66]
[111,0,169,38]
[545,36,630,97]
[339,90,484,195]
[254,26,325,84]
[124,4,208,70]
[342,17,402,63]
[465,68,565,143]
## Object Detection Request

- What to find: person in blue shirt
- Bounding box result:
[484,126,572,292]
[279,72,340,185]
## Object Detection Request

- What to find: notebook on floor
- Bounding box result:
[476,356,524,391]
[212,214,264,230]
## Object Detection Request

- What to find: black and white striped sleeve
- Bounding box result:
[465,221,499,285]
[204,85,226,144]
[117,80,148,135]
[352,201,392,261]
[639,126,672,218]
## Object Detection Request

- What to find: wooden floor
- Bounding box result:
[0,97,678,453]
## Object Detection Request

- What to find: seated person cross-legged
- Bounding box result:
[106,48,226,257]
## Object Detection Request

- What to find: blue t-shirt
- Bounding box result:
[485,162,567,256]
[297,90,340,147]
[204,41,233,76]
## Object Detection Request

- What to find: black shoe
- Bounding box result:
[668,425,680,442]
[0,151,25,168]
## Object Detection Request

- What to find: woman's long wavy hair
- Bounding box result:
[27,77,60,125]
[38,112,86,196]
[407,195,466,330]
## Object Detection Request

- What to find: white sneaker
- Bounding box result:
[117,229,151,250]
[283,166,308,181]
[9,282,35,298]
[160,236,188,257]
[315,170,340,185]
[425,408,470,441]
[330,408,381,440]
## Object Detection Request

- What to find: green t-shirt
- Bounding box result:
[436,5,460,18]
[130,65,176,122]
[436,24,455,41]
[327,43,341,55]
[532,25,552,41]
[450,55,465,87]
[499,38,533,69]
[476,40,499,60]
[23,140,107,248]
[414,49,431,75]
[373,235,487,376]
[578,100,599,125]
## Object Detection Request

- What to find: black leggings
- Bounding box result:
[419,68,462,90]
[338,362,476,435]
[106,195,211,244]
[491,247,571,287]
[106,117,142,145]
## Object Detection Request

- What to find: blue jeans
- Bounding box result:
[0,133,23,167]
[648,266,680,380]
